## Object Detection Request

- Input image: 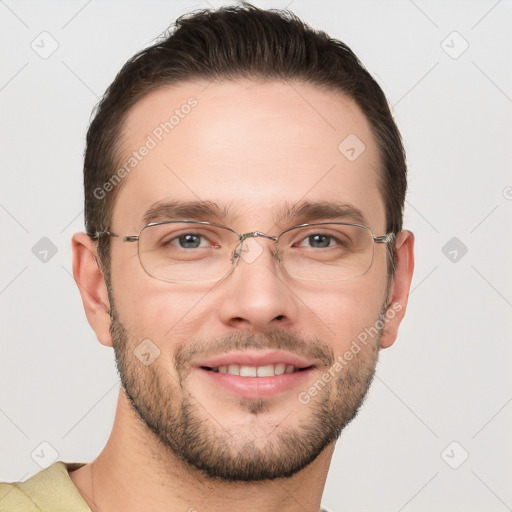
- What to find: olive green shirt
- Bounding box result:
[0,462,89,511]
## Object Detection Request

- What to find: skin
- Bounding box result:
[71,80,414,512]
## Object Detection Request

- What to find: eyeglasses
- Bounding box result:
[94,220,394,283]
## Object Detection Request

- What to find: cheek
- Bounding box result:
[112,272,214,342]
[297,280,385,354]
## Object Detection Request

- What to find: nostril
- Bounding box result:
[274,315,285,321]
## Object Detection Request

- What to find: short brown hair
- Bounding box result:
[84,3,407,275]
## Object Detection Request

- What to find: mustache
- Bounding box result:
[174,328,334,372]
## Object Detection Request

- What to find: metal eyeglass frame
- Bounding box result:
[94,220,395,282]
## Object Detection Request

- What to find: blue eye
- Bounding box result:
[172,234,205,249]
[160,233,207,249]
[306,234,332,248]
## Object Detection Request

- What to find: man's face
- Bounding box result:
[107,80,391,480]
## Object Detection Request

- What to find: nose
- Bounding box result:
[217,236,300,332]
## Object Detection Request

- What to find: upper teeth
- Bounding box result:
[214,363,297,377]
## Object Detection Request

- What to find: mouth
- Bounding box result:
[201,363,312,377]
[194,351,317,399]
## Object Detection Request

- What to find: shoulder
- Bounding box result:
[0,462,90,512]
[0,480,40,511]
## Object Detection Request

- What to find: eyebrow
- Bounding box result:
[142,200,235,225]
[275,200,367,226]
[141,199,367,227]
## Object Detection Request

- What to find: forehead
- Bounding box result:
[112,80,385,233]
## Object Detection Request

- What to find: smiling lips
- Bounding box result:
[203,363,306,377]
[197,350,314,376]
[196,350,316,398]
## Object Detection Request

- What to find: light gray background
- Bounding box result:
[1,1,511,510]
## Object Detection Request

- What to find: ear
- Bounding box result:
[380,230,415,349]
[72,232,113,347]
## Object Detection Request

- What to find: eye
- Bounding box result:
[304,234,332,248]
[297,233,342,249]
[168,233,210,249]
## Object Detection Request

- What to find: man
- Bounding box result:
[0,4,414,511]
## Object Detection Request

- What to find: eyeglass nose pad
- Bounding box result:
[239,237,265,264]
[230,236,248,265]
[230,237,281,268]
[230,244,242,265]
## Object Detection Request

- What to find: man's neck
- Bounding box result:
[69,393,333,512]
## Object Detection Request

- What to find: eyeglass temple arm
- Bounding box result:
[374,233,395,244]
[92,231,139,243]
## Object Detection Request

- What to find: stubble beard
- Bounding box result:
[110,307,382,482]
